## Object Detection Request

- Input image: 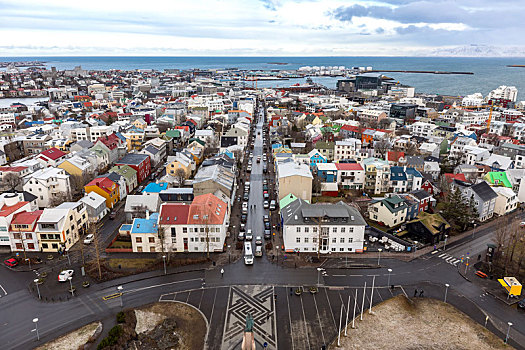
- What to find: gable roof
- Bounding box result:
[159,203,190,225]
[40,147,66,160]
[470,181,498,201]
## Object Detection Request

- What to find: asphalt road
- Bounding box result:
[1,105,525,349]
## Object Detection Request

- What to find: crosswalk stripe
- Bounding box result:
[438,253,445,258]
[445,257,455,262]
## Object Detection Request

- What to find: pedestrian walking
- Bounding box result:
[220,268,224,277]
[419,289,424,297]
[290,288,293,296]
[414,289,418,297]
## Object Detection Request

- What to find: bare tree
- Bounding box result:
[3,173,22,192]
[405,142,419,156]
[312,173,322,195]
[50,192,69,207]
[374,139,390,160]
[174,168,187,187]
[87,222,103,280]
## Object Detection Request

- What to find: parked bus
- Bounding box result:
[244,242,254,265]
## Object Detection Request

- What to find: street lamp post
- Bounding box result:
[465,256,470,275]
[67,276,74,296]
[227,245,231,263]
[360,281,366,321]
[387,269,392,287]
[443,235,448,250]
[162,255,167,275]
[352,288,357,329]
[117,286,123,307]
[34,279,41,300]
[369,275,376,314]
[32,318,39,341]
[505,322,513,344]
[471,222,477,239]
[26,258,31,270]
[444,283,449,303]
[377,248,382,266]
[344,294,351,336]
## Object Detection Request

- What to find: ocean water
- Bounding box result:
[3,56,525,100]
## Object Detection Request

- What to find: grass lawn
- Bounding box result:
[312,196,346,204]
[108,258,157,269]
[109,241,132,249]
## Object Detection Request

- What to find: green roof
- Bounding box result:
[165,129,181,138]
[315,141,335,150]
[280,193,299,210]
[110,165,137,181]
[484,172,511,188]
[408,212,451,236]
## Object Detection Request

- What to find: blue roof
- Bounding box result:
[142,182,168,193]
[120,224,132,231]
[405,167,423,177]
[131,213,159,234]
[390,166,407,181]
[115,132,126,142]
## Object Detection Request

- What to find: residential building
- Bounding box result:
[276,161,313,202]
[453,180,498,222]
[335,163,365,190]
[9,210,43,252]
[281,199,366,253]
[80,191,109,222]
[115,153,151,183]
[492,187,518,216]
[84,176,120,209]
[22,167,71,208]
[368,196,408,227]
[130,212,160,253]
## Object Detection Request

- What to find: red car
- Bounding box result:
[4,258,18,267]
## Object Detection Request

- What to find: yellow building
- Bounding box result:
[84,177,120,209]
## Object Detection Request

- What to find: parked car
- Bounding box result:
[257,156,261,163]
[241,213,247,223]
[264,221,270,230]
[263,200,269,209]
[255,236,263,245]
[255,245,263,257]
[58,269,74,282]
[247,165,252,172]
[263,192,269,199]
[242,202,248,214]
[237,231,245,241]
[109,211,117,220]
[264,215,269,222]
[264,230,271,240]
[243,192,249,201]
[263,179,268,185]
[83,234,94,244]
[263,184,268,191]
[269,200,277,211]
[246,229,253,241]
[518,299,525,311]
[4,258,18,267]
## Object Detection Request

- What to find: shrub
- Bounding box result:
[97,325,122,350]
[116,311,125,323]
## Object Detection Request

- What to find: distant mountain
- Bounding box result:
[424,45,525,57]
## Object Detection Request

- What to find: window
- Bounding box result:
[332,227,337,233]
[296,237,301,243]
[15,243,23,250]
[190,237,194,242]
[148,237,155,243]
[332,238,336,243]
[304,247,308,251]
[313,227,318,233]
[349,238,353,243]
[331,247,336,252]
[313,237,317,243]
[341,227,345,233]
[28,243,35,250]
[348,247,353,251]
[349,227,354,233]
[136,237,142,243]
[52,243,58,249]
[340,248,344,252]
[304,238,309,243]
[171,228,176,236]
[137,246,143,252]
[296,227,301,233]
[42,243,48,249]
[340,238,345,243]
[304,227,309,233]
[150,247,156,252]
[194,247,198,251]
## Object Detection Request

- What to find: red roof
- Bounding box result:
[341,125,360,133]
[444,173,467,183]
[85,177,117,193]
[159,204,190,225]
[97,133,120,150]
[0,201,29,217]
[11,210,43,229]
[40,147,66,161]
[335,163,364,171]
[387,151,405,162]
[188,194,227,225]
[0,166,28,173]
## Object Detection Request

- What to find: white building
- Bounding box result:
[492,187,518,216]
[281,199,366,254]
[488,86,518,102]
[23,167,71,208]
[334,139,362,162]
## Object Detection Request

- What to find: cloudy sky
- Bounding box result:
[0,0,523,56]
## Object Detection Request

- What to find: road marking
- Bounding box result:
[0,284,6,296]
[438,253,446,258]
[286,288,295,350]
[102,292,122,301]
[445,257,455,262]
[209,288,218,323]
[332,274,345,277]
[123,278,202,294]
[299,292,311,349]
[312,292,326,346]
[431,250,440,255]
[324,288,338,332]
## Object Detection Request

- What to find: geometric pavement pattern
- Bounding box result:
[222,286,276,350]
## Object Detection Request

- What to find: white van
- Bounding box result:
[244,242,254,265]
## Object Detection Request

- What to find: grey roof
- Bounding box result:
[405,156,425,166]
[73,140,94,149]
[471,181,498,202]
[410,189,431,200]
[282,198,366,226]
[144,145,159,155]
[117,153,150,165]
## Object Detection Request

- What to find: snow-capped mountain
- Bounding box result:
[424,45,525,57]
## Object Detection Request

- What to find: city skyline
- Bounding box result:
[1,0,525,56]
